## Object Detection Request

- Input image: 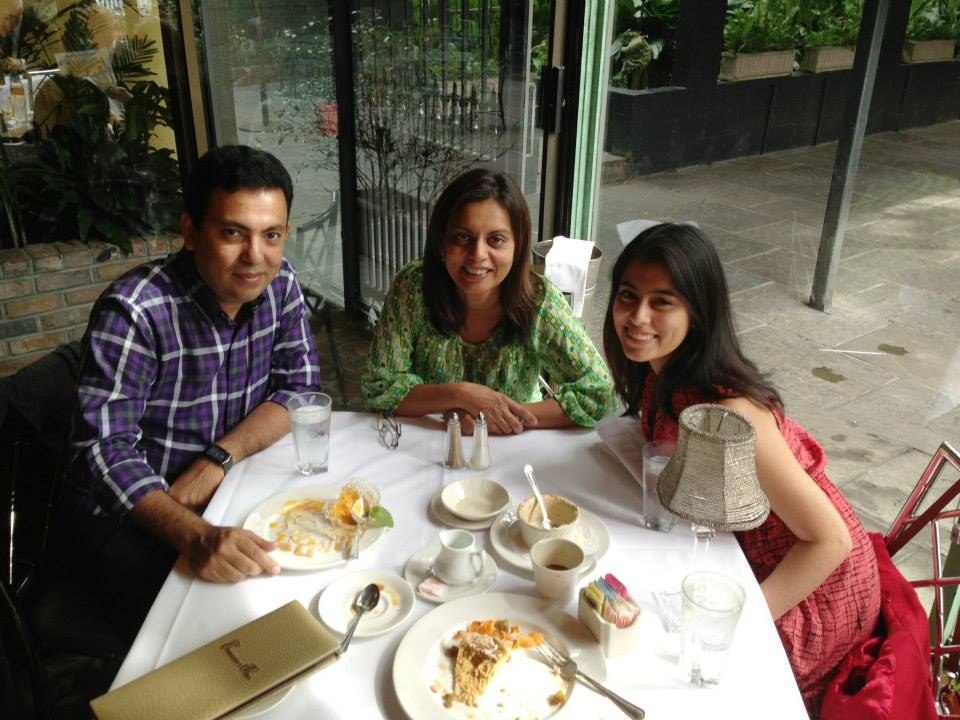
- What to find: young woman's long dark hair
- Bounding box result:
[421,168,537,343]
[602,223,782,418]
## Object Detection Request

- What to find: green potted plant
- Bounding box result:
[609,0,680,90]
[903,0,959,63]
[720,0,800,82]
[799,0,862,72]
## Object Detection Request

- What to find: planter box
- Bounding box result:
[719,50,795,81]
[800,46,855,73]
[902,39,957,64]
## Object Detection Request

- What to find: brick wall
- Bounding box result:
[0,234,184,376]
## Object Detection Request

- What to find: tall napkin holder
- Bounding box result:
[90,601,340,720]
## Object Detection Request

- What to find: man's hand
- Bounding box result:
[455,382,538,435]
[186,524,281,583]
[169,457,224,512]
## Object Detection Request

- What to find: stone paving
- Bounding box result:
[318,119,960,606]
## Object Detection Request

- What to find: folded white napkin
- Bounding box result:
[595,413,645,485]
[544,235,594,318]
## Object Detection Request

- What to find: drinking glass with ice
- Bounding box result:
[287,392,332,474]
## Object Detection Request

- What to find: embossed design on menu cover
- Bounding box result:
[220,640,260,681]
[90,601,340,720]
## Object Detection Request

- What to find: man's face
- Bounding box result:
[181,187,290,319]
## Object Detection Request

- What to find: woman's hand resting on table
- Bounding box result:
[452,382,538,435]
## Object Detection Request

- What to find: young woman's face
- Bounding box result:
[612,259,691,374]
[442,199,516,305]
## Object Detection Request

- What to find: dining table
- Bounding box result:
[111,411,809,719]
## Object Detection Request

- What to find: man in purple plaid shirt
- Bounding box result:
[68,146,320,638]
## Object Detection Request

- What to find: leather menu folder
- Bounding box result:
[90,600,340,720]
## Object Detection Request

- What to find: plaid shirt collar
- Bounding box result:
[170,249,266,326]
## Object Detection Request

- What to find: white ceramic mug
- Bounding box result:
[433,529,483,585]
[530,538,586,605]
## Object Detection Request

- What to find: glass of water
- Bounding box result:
[287,392,332,474]
[642,440,677,532]
[679,571,745,685]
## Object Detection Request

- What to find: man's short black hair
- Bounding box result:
[184,145,294,227]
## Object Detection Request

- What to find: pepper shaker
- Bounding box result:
[443,411,465,469]
[469,411,491,470]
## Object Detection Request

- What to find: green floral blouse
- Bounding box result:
[360,261,616,426]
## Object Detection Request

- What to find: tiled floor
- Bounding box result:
[318,119,960,607]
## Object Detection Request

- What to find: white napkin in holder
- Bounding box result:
[544,235,594,318]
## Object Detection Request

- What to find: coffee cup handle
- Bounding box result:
[471,551,483,578]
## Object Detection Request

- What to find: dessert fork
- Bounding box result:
[537,642,645,719]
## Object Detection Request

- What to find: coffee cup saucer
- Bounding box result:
[403,543,498,604]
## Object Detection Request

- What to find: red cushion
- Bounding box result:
[820,533,937,720]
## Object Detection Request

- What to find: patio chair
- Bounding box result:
[884,442,960,718]
[296,191,347,406]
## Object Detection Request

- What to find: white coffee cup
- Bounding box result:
[530,538,586,605]
[433,529,483,585]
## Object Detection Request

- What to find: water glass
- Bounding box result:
[287,392,332,474]
[679,571,745,685]
[642,440,677,532]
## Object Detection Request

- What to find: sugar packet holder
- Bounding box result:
[578,589,643,657]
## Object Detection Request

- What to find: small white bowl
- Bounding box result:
[440,477,511,522]
[516,494,581,548]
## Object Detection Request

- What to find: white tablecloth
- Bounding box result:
[112,412,808,719]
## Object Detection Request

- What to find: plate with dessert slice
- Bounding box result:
[489,507,611,577]
[394,593,605,719]
[242,480,388,570]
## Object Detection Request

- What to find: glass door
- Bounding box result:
[347,0,551,309]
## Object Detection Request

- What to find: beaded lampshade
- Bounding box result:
[657,403,769,532]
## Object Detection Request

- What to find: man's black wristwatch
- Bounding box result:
[202,443,234,474]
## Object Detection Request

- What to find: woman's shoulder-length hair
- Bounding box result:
[421,168,538,343]
[602,222,782,418]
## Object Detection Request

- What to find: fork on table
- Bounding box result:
[537,641,645,719]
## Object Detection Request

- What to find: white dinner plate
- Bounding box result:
[226,685,293,719]
[242,484,388,570]
[489,507,610,577]
[429,489,496,530]
[317,570,415,638]
[404,543,498,603]
[393,593,605,720]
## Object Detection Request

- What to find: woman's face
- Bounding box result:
[612,259,691,374]
[442,199,516,305]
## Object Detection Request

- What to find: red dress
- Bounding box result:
[642,375,881,716]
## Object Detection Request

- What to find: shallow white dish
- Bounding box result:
[489,506,610,577]
[242,484,388,570]
[404,543,498,603]
[440,477,511,522]
[429,489,496,530]
[393,593,605,720]
[317,570,415,638]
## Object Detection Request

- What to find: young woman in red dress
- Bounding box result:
[602,223,881,716]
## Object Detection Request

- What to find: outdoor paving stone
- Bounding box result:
[827,378,956,453]
[843,219,960,257]
[834,322,960,396]
[740,219,823,257]
[840,249,960,300]
[737,324,899,411]
[698,224,777,262]
[731,247,878,296]
[723,264,769,294]
[751,197,829,227]
[833,283,960,341]
[785,395,910,490]
[729,280,889,348]
[684,201,781,233]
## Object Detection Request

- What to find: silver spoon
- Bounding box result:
[523,463,553,529]
[338,583,380,657]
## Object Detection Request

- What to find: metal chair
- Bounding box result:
[884,442,960,717]
[294,192,348,406]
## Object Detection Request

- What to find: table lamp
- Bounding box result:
[657,403,769,561]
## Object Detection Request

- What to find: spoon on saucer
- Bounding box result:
[523,464,552,529]
[338,583,380,657]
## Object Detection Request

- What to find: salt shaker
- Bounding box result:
[443,411,465,469]
[469,411,491,470]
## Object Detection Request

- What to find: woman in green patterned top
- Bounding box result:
[361,168,615,435]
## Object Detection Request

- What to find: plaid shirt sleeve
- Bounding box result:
[75,294,168,513]
[264,270,322,408]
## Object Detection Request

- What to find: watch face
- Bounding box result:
[205,444,231,465]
